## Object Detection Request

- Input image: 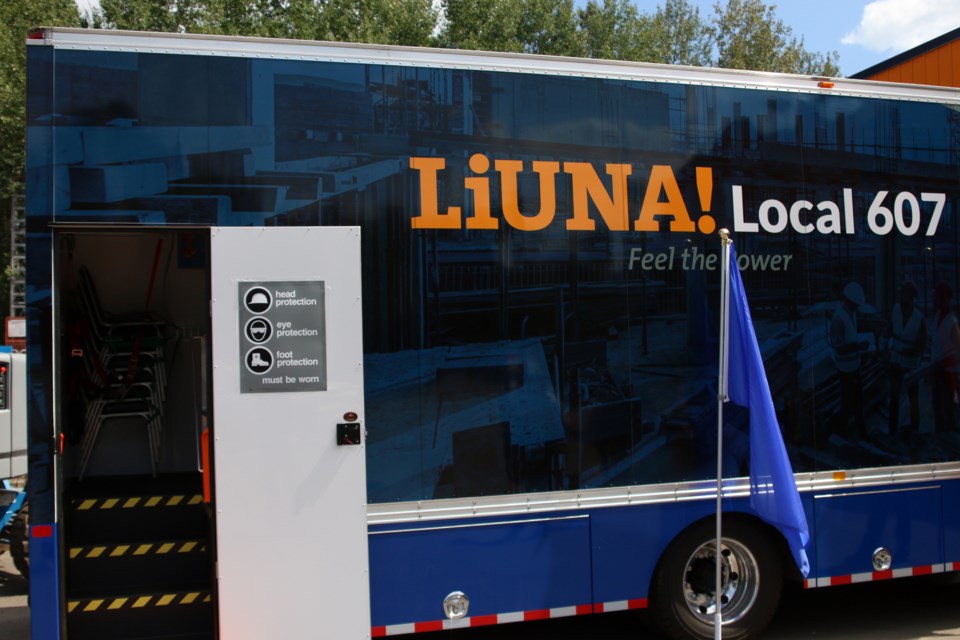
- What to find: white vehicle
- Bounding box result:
[0,348,28,580]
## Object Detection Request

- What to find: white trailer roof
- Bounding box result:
[30,27,960,105]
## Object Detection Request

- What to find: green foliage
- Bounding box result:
[648,0,713,67]
[314,0,438,46]
[82,0,842,76]
[441,0,582,56]
[515,0,582,57]
[576,0,654,61]
[93,0,177,32]
[440,0,524,53]
[92,0,437,45]
[573,0,834,72]
[711,0,839,75]
[576,0,712,66]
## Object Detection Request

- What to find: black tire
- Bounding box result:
[651,518,782,640]
[10,502,28,583]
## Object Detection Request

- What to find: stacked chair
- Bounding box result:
[75,266,168,480]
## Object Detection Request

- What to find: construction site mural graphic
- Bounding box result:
[28,49,960,503]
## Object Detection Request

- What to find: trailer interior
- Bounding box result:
[55,228,215,640]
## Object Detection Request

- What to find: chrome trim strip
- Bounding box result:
[368,461,960,525]
[813,485,940,499]
[370,514,589,536]
[34,28,960,104]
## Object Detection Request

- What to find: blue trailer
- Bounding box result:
[23,27,960,640]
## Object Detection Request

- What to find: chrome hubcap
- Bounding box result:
[682,537,759,625]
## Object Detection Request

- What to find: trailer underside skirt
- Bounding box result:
[805,562,960,588]
[371,598,648,636]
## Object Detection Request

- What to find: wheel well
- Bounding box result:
[649,512,801,597]
[647,511,788,640]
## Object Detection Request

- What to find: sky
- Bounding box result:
[73,0,960,77]
[679,0,960,76]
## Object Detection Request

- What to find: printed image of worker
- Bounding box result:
[931,282,960,434]
[887,281,925,440]
[829,282,870,440]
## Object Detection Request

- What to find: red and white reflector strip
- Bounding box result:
[594,598,648,613]
[372,599,647,636]
[804,562,958,589]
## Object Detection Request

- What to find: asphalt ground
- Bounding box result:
[0,550,28,640]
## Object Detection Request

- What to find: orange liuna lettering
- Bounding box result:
[465,154,497,230]
[409,157,462,229]
[634,165,696,232]
[409,157,704,233]
[564,162,632,231]
[497,159,560,231]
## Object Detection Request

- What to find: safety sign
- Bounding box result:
[237,281,327,393]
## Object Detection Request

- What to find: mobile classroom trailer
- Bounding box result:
[23,27,960,640]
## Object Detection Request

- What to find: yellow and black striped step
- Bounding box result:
[64,475,213,640]
[66,587,215,640]
[71,494,204,511]
[70,539,206,560]
[68,590,212,614]
[66,534,211,594]
[68,488,208,545]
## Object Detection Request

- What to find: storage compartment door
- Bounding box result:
[813,486,942,581]
[210,226,368,639]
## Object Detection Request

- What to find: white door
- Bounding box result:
[209,226,369,639]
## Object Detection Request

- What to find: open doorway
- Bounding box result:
[54,227,216,640]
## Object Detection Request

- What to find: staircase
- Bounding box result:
[64,474,215,640]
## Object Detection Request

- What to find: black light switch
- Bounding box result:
[337,423,361,445]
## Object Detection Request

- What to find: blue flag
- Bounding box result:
[725,245,810,577]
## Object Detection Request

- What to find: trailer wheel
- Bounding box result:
[651,519,781,640]
[10,502,28,582]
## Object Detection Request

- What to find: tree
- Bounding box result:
[441,0,526,53]
[93,0,294,35]
[711,0,839,76]
[314,0,438,47]
[647,0,713,67]
[440,0,581,56]
[89,0,841,76]
[514,0,582,57]
[93,0,180,32]
[576,0,656,62]
[93,0,438,46]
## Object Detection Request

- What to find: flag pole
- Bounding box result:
[716,229,732,640]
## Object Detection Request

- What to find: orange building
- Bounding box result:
[852,26,960,87]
